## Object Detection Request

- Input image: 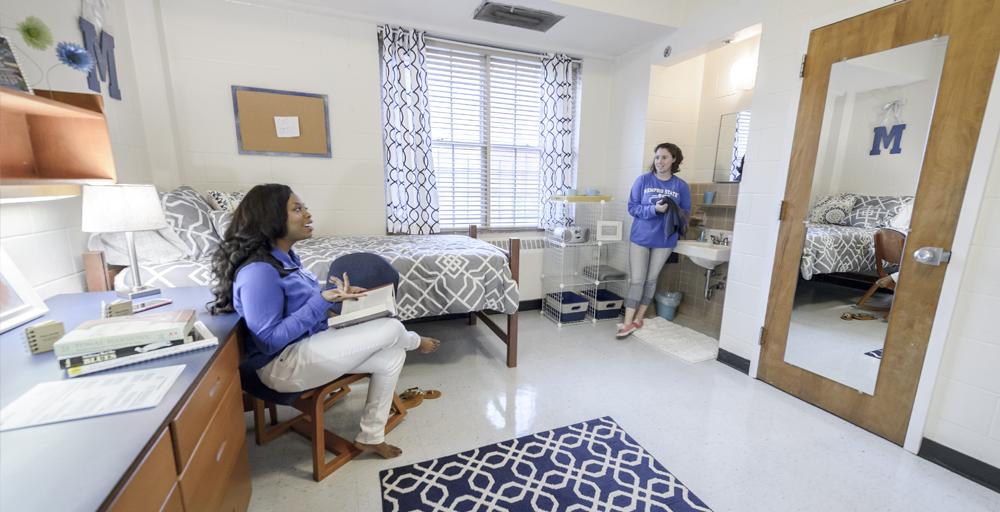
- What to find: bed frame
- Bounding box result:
[82,226,522,367]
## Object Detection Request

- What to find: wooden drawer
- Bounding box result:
[178,376,245,512]
[162,483,184,512]
[219,443,253,512]
[171,336,239,469]
[107,429,177,512]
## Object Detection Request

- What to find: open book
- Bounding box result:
[327,284,397,329]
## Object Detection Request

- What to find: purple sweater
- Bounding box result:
[627,172,691,248]
[234,247,331,369]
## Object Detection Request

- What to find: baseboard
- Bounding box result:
[716,348,750,374]
[918,438,1000,493]
[519,299,542,311]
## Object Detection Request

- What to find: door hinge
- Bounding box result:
[800,54,807,78]
[778,200,789,221]
[758,326,767,346]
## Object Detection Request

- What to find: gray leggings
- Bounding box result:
[626,243,673,309]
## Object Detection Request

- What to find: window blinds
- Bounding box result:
[426,41,543,230]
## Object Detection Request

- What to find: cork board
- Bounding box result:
[231,86,331,157]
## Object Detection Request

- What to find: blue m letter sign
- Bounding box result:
[79,17,121,100]
[870,124,906,155]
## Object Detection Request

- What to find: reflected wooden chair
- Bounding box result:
[856,228,906,312]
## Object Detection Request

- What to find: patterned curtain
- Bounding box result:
[538,54,579,229]
[378,26,440,234]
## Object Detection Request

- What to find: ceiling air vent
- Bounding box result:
[472,2,564,32]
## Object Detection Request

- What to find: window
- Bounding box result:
[425,40,544,230]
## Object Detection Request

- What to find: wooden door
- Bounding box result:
[757,0,1000,445]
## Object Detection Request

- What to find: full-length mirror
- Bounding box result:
[713,110,750,182]
[782,37,949,395]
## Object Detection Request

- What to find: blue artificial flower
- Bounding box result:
[55,42,94,73]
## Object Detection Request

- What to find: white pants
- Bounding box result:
[258,318,421,444]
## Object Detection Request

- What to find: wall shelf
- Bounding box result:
[0,88,116,194]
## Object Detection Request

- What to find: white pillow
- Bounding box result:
[205,190,245,212]
[888,199,913,231]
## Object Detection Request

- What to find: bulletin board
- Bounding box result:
[231,85,331,157]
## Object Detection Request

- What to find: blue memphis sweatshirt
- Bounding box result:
[627,172,691,248]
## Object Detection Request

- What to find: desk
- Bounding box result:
[0,287,251,511]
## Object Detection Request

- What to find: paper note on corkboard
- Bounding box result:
[232,86,330,157]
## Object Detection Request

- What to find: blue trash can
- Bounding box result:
[654,291,682,321]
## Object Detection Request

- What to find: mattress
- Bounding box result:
[115,235,519,319]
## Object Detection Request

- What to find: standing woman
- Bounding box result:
[617,143,691,338]
[209,184,439,459]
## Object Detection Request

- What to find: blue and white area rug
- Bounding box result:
[380,416,712,511]
[865,348,884,359]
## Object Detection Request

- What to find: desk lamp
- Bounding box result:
[81,184,167,299]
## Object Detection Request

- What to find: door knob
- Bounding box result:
[913,246,951,266]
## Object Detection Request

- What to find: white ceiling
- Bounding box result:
[235,0,680,58]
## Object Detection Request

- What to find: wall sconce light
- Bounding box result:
[729,54,758,91]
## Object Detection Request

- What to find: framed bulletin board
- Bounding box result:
[231,85,331,157]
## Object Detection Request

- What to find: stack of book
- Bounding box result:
[52,309,217,377]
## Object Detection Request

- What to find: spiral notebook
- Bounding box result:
[65,321,218,378]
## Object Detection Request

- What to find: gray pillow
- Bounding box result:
[210,210,233,238]
[87,229,189,266]
[808,194,855,225]
[846,195,912,228]
[161,186,221,259]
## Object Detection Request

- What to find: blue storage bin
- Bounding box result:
[583,289,624,320]
[545,292,589,323]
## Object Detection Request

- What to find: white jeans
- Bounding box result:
[258,318,421,444]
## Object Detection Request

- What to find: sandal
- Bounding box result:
[840,312,878,321]
[399,393,424,410]
[615,322,639,339]
[400,387,442,401]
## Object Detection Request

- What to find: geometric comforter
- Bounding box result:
[799,223,878,280]
[115,235,520,320]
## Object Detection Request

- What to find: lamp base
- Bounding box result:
[117,285,161,300]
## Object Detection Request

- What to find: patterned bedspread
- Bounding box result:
[800,223,878,280]
[116,235,519,319]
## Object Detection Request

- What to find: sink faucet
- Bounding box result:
[709,235,731,246]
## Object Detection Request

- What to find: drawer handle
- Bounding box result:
[207,378,222,398]
[215,440,228,463]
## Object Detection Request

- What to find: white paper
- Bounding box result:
[274,116,300,138]
[0,364,185,432]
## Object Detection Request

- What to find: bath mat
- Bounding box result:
[380,416,712,512]
[632,317,719,363]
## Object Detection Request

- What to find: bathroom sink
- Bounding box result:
[674,240,731,269]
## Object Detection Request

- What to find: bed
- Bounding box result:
[83,188,522,367]
[800,194,911,280]
[799,223,878,280]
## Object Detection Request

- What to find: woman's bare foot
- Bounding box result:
[354,441,402,459]
[418,336,440,353]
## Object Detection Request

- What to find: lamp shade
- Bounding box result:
[81,184,168,233]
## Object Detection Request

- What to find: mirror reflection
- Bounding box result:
[783,37,948,395]
[713,110,750,183]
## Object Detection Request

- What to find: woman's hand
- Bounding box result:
[654,201,669,213]
[323,273,368,303]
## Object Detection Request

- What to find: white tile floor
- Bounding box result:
[246,313,1000,512]
[785,281,889,395]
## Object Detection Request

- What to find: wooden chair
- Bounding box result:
[240,362,408,482]
[856,228,906,311]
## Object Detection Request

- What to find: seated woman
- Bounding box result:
[208,183,439,459]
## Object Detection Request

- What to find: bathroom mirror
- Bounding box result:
[782,36,948,395]
[713,110,750,183]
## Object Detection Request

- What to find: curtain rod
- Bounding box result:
[424,34,582,63]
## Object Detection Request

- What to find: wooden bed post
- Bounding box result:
[506,238,520,368]
[466,225,521,368]
[468,225,479,326]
